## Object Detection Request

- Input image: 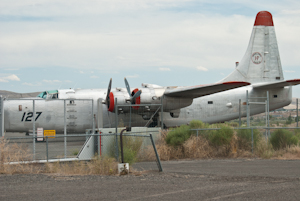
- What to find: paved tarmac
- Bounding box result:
[1,159,300,201]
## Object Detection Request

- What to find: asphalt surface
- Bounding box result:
[1,159,300,201]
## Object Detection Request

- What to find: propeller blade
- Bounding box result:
[124,77,132,98]
[105,78,112,104]
[132,90,142,100]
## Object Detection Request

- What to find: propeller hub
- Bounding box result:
[108,92,115,112]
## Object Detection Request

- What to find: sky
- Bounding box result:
[1,0,300,97]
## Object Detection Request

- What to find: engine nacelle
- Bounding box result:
[107,85,193,113]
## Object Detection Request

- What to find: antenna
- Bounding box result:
[72,83,77,89]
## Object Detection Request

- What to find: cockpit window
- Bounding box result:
[37,90,59,99]
[37,92,47,99]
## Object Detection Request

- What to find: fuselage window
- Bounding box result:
[208,101,213,104]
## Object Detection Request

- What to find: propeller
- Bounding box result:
[105,78,115,112]
[124,77,142,104]
[105,78,112,105]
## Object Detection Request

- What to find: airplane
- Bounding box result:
[2,10,300,134]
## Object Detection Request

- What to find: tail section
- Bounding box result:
[221,11,284,84]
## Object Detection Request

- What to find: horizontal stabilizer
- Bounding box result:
[253,79,300,89]
[164,81,250,98]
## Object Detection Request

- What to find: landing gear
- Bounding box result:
[148,121,158,127]
[147,116,167,128]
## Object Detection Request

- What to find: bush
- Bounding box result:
[189,120,209,136]
[122,136,143,165]
[236,128,262,151]
[270,129,298,150]
[189,120,208,129]
[108,135,143,165]
[208,126,234,147]
[165,125,191,146]
[294,129,300,141]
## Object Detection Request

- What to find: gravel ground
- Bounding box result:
[1,159,300,201]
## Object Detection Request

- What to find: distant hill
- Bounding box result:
[0,90,40,99]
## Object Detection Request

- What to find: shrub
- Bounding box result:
[255,138,274,159]
[236,128,262,151]
[189,120,208,129]
[294,129,300,142]
[108,135,143,165]
[165,125,191,146]
[189,120,209,136]
[208,126,234,147]
[270,129,298,150]
[122,136,143,165]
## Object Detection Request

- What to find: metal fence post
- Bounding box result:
[33,100,36,160]
[98,132,100,157]
[115,98,119,161]
[64,100,67,158]
[46,136,49,162]
[246,90,250,127]
[92,99,95,135]
[297,98,298,128]
[197,130,199,137]
[150,134,163,172]
[267,91,270,138]
[251,128,253,154]
[0,96,4,137]
[161,96,164,130]
[129,104,132,128]
[239,99,241,127]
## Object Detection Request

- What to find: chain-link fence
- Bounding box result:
[1,98,166,171]
[2,131,163,171]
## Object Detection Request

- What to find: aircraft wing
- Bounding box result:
[252,79,300,90]
[164,81,250,98]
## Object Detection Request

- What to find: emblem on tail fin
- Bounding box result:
[251,52,263,64]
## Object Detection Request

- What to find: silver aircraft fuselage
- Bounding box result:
[3,85,292,133]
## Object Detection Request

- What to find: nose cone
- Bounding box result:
[254,11,274,26]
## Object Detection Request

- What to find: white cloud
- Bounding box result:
[0,74,20,82]
[0,78,9,83]
[159,68,171,71]
[2,1,300,97]
[43,80,62,83]
[284,70,296,73]
[22,82,42,86]
[196,66,208,71]
[65,80,72,83]
[90,75,99,79]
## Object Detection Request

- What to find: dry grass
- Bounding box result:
[183,136,213,158]
[43,156,119,175]
[0,139,42,174]
[0,139,119,175]
[272,146,300,160]
[141,129,300,161]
